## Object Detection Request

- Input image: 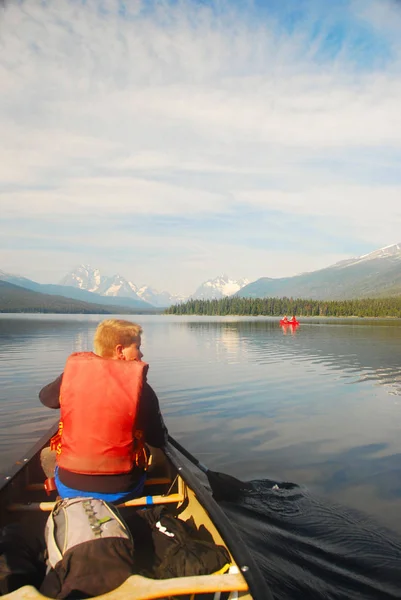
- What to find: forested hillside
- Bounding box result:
[165,296,401,318]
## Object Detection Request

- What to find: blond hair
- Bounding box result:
[94,319,143,358]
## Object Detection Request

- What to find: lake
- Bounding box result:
[2,313,401,599]
[1,314,401,530]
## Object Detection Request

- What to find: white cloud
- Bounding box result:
[242,185,401,217]
[1,0,401,294]
[1,176,227,218]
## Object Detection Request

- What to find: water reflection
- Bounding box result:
[280,323,300,336]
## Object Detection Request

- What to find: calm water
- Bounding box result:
[1,314,401,598]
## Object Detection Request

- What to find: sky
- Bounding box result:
[1,0,401,296]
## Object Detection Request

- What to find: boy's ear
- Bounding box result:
[115,344,125,360]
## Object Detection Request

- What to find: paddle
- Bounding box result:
[167,435,252,502]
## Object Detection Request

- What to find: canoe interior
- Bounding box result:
[0,424,252,600]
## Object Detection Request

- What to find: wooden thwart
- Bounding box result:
[4,573,248,600]
[7,492,185,512]
[25,477,172,492]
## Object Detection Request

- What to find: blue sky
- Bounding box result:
[1,0,401,295]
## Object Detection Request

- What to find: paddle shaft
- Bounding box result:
[168,435,209,473]
[167,435,250,503]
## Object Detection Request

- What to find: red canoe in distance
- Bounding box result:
[280,319,300,326]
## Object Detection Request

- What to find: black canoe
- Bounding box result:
[0,423,273,600]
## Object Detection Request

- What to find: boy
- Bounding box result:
[39,319,168,502]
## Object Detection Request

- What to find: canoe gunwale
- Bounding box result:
[0,422,59,495]
[165,443,274,600]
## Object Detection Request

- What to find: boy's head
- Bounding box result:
[94,319,143,360]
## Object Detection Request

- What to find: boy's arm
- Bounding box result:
[138,383,168,448]
[39,373,63,409]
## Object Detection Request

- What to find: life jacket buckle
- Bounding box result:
[44,477,57,496]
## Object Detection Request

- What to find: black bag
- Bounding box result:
[136,506,231,579]
[0,524,46,595]
[40,498,136,599]
[40,537,136,599]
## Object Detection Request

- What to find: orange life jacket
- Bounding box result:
[56,352,149,475]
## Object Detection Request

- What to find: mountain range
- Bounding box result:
[0,270,153,311]
[57,266,250,305]
[0,280,136,314]
[0,267,250,311]
[58,265,187,307]
[237,243,401,300]
[1,243,401,313]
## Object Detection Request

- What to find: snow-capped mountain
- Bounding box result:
[97,275,139,298]
[349,243,401,265]
[59,265,182,307]
[59,265,104,292]
[191,275,250,300]
[0,266,153,311]
[330,243,401,270]
[60,265,142,301]
[137,286,186,307]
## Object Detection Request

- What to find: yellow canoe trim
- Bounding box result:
[4,573,248,600]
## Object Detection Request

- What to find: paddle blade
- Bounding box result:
[206,469,252,503]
